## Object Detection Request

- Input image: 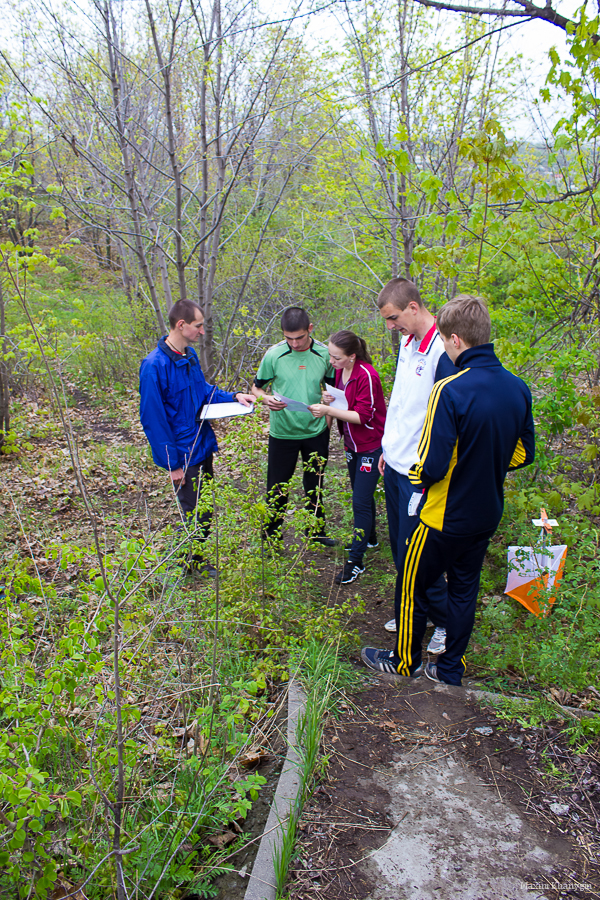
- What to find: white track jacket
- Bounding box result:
[381,323,448,476]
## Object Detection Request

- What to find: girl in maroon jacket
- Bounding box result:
[309,331,387,584]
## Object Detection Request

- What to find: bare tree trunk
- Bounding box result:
[99,0,167,335]
[145,0,187,301]
[0,279,9,448]
[196,0,220,375]
[105,216,112,268]
[396,0,416,279]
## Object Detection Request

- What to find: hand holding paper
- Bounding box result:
[273,393,311,413]
[325,385,348,411]
[263,394,287,410]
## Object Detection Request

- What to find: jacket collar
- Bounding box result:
[404,322,439,354]
[455,342,500,370]
[157,336,198,366]
[339,360,371,385]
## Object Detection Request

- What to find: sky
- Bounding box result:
[301,0,583,143]
[497,0,581,140]
[0,0,584,144]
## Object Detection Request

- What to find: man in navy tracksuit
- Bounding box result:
[362,295,535,685]
[139,300,254,556]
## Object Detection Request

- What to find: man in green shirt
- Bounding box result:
[252,307,336,543]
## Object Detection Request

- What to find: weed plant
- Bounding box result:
[0,412,359,898]
[273,639,360,898]
[472,481,600,692]
[489,693,600,753]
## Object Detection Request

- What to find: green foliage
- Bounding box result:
[489,694,564,729]
[0,407,364,897]
[5,8,600,895]
[474,505,600,691]
[564,715,600,750]
[274,639,355,898]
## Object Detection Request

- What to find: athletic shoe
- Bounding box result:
[345,538,379,551]
[424,661,448,684]
[187,555,217,577]
[335,561,365,585]
[427,627,447,655]
[310,534,337,547]
[360,647,423,678]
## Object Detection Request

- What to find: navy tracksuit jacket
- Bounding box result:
[394,343,535,684]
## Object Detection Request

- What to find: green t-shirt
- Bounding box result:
[255,339,335,439]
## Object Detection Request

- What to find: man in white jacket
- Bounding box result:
[377,278,455,655]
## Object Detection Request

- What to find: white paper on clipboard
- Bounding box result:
[201,401,255,420]
[327,385,348,410]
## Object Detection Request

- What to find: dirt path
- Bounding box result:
[286,483,600,900]
[286,675,599,900]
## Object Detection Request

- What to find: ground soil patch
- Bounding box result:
[287,676,600,900]
[287,513,600,900]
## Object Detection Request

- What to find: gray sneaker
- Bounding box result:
[425,661,443,683]
[427,627,446,654]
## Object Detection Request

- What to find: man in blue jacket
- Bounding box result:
[139,300,254,562]
[362,295,535,686]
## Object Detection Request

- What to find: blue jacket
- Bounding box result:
[408,343,535,536]
[139,338,236,470]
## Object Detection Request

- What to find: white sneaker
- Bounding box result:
[384,618,397,633]
[427,627,446,654]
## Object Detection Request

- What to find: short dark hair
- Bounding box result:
[329,330,372,365]
[437,294,491,347]
[376,278,423,311]
[281,306,310,332]
[168,300,203,329]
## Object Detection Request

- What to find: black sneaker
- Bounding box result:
[360,647,423,678]
[311,534,337,547]
[335,561,365,584]
[187,555,217,577]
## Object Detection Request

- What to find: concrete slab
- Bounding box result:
[244,679,306,900]
[363,745,567,900]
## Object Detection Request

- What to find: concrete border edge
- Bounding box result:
[243,678,307,900]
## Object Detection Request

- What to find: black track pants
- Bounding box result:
[394,522,492,684]
[175,455,214,539]
[266,429,330,533]
[344,447,381,564]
